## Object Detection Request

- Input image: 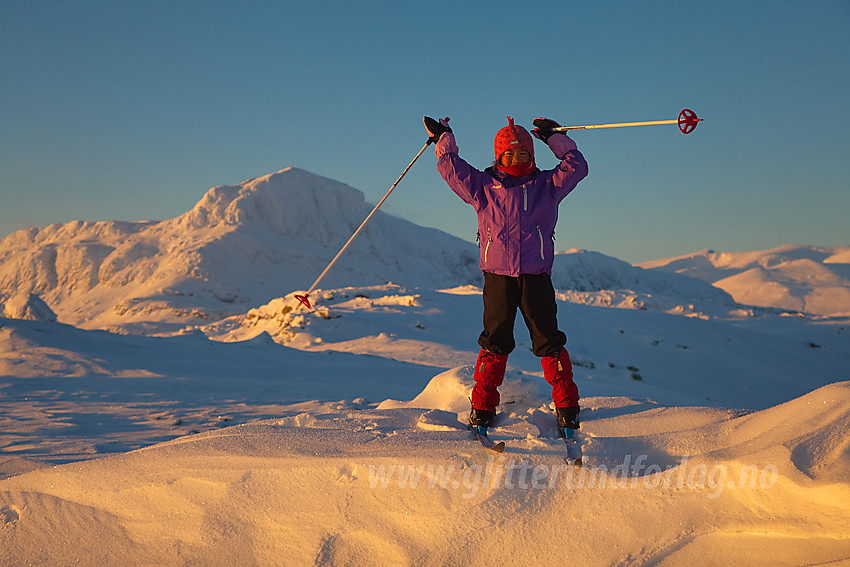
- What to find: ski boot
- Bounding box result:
[469,407,496,438]
[469,407,504,452]
[556,405,583,466]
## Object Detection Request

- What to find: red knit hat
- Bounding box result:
[493,116,535,161]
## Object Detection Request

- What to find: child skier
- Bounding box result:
[424,115,588,460]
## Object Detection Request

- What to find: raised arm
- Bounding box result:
[424,116,490,210]
[533,117,589,202]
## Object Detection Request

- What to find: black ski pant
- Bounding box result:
[478,272,567,358]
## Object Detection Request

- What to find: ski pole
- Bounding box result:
[294,140,432,310]
[553,108,703,134]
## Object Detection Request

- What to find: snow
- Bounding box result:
[1,167,849,565]
[1,292,56,322]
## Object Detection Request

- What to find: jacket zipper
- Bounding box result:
[523,186,527,211]
[484,228,492,263]
[537,225,545,260]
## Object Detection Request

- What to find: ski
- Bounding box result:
[471,426,505,453]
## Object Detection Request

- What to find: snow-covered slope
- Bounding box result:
[0,167,479,333]
[640,245,850,317]
[3,280,846,473]
[3,363,849,566]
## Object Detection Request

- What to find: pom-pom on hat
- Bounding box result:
[494,116,535,161]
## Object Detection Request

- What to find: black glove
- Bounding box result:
[423,116,452,145]
[532,117,561,144]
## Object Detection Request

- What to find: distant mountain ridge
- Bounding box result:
[2,167,846,333]
[640,244,850,317]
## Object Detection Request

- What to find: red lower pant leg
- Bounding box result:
[541,348,579,408]
[471,349,509,413]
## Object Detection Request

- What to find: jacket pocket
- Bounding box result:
[536,225,545,261]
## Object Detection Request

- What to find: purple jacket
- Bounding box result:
[435,131,589,276]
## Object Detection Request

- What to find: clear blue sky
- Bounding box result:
[2,0,848,263]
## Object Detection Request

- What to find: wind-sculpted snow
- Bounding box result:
[2,360,849,566]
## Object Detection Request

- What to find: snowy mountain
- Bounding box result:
[639,245,850,317]
[0,167,480,333]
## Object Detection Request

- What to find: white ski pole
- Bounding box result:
[554,108,703,134]
[295,140,431,309]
